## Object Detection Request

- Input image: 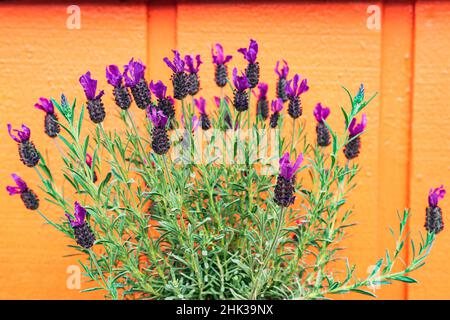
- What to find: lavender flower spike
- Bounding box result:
[8,124,39,167]
[314,103,331,147]
[212,43,232,88]
[344,114,367,160]
[123,58,152,110]
[79,71,106,123]
[426,185,445,234]
[195,97,211,131]
[150,80,175,123]
[164,50,189,100]
[66,201,95,249]
[232,68,250,112]
[269,98,283,128]
[106,64,132,110]
[6,173,39,210]
[238,39,259,88]
[275,60,289,102]
[148,108,170,155]
[286,74,309,119]
[35,97,60,138]
[274,152,303,207]
[185,54,202,96]
[255,82,269,120]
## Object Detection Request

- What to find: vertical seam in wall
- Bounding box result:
[405,0,416,301]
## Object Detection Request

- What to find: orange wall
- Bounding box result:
[0,0,449,300]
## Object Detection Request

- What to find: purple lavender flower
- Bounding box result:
[148,108,170,155]
[79,71,106,123]
[105,65,122,87]
[232,68,250,112]
[150,80,168,100]
[106,64,132,110]
[279,152,303,180]
[348,114,367,137]
[238,39,258,64]
[195,97,211,131]
[79,71,104,100]
[285,74,309,98]
[34,97,54,114]
[164,50,185,73]
[185,54,202,74]
[313,103,330,123]
[148,108,168,129]
[212,43,232,88]
[286,74,309,119]
[66,201,87,228]
[426,185,445,234]
[123,59,151,110]
[66,202,95,248]
[313,103,331,147]
[344,114,367,160]
[8,124,39,167]
[123,59,146,87]
[8,124,30,143]
[275,60,289,79]
[150,80,175,123]
[6,173,39,210]
[274,152,303,207]
[212,43,232,65]
[269,98,284,128]
[185,54,202,96]
[232,68,250,92]
[275,60,289,102]
[238,39,259,88]
[35,97,60,138]
[164,50,189,100]
[255,83,269,120]
[429,185,446,207]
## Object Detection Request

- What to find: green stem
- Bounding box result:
[250,206,286,299]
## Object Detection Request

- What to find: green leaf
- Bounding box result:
[390,275,417,283]
[350,288,377,298]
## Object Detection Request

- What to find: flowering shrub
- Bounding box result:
[6,39,445,300]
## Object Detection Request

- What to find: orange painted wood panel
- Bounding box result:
[0,0,448,300]
[0,1,148,299]
[408,0,450,300]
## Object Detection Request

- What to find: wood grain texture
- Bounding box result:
[0,0,448,299]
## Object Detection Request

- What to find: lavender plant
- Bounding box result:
[6,40,445,300]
